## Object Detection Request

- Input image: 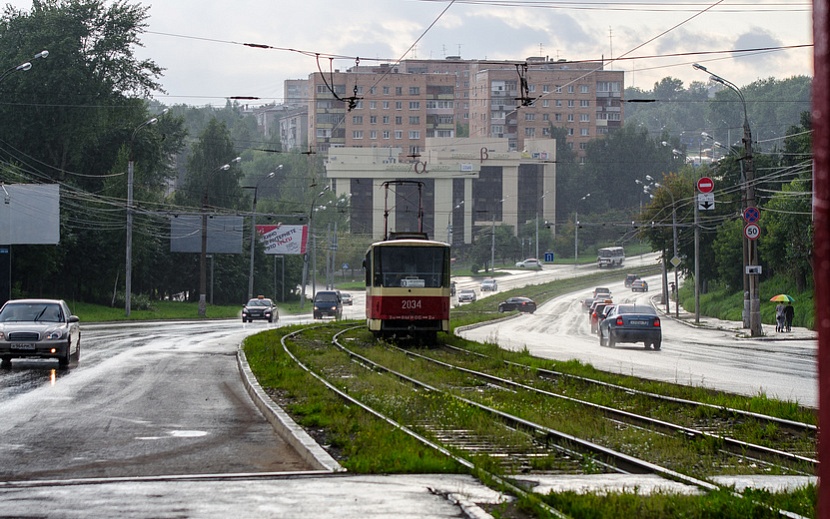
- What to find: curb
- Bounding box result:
[237,344,345,473]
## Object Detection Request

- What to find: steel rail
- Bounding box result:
[280,326,570,519]
[403,344,817,472]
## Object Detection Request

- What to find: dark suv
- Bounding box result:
[313,291,343,320]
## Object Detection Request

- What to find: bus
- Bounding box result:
[597,246,625,268]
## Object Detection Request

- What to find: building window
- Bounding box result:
[579,142,587,149]
[383,101,390,109]
[316,85,328,93]
[409,116,420,124]
[369,101,377,109]
[524,127,536,137]
[567,85,575,93]
[580,114,590,122]
[409,101,420,110]
[543,113,549,121]
[369,87,376,95]
[525,113,535,121]
[597,81,621,92]
[581,128,590,136]
[436,129,453,137]
[580,99,590,108]
[383,130,390,139]
[542,100,549,107]
[395,87,403,95]
[370,115,378,124]
[395,116,403,125]
[409,86,420,95]
[542,84,550,93]
[409,130,420,139]
[555,85,562,93]
[528,84,536,92]
[395,101,403,110]
[568,142,574,150]
[382,115,390,124]
[568,128,574,135]
[555,113,562,121]
[370,130,377,139]
[555,100,562,107]
[567,114,574,122]
[382,86,390,95]
[580,85,589,93]
[542,127,550,136]
[352,115,363,124]
[352,130,363,139]
[394,130,403,139]
[568,100,575,108]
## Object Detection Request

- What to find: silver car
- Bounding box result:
[0,299,81,368]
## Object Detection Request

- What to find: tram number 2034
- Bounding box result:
[402,299,422,310]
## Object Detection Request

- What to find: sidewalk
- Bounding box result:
[653,296,817,341]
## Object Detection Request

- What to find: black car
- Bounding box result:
[624,274,640,287]
[598,304,661,350]
[242,296,279,323]
[313,290,343,320]
[0,299,81,368]
[498,297,537,313]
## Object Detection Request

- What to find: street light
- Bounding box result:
[536,191,549,260]
[693,63,760,336]
[574,193,590,268]
[0,50,48,84]
[126,109,168,317]
[300,185,330,308]
[246,166,282,300]
[199,156,241,317]
[652,183,679,318]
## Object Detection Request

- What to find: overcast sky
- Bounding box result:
[9,0,815,106]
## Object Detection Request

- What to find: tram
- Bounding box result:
[364,181,451,341]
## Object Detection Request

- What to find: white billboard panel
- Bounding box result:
[170,214,244,254]
[0,184,60,245]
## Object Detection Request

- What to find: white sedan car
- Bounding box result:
[515,258,542,269]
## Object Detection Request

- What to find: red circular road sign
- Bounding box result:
[744,223,760,240]
[697,177,714,193]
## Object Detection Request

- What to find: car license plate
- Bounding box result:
[630,320,648,326]
[10,343,36,350]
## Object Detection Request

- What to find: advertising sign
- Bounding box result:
[257,224,308,255]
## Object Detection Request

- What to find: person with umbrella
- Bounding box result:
[770,294,795,332]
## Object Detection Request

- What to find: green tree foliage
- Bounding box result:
[0,0,189,304]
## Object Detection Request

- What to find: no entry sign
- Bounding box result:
[697,177,714,193]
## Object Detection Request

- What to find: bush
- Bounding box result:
[111,292,154,311]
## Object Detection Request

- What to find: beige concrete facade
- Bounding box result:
[325,137,556,243]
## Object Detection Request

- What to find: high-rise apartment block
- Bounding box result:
[303,57,623,159]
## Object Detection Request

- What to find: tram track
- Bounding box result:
[276,323,813,518]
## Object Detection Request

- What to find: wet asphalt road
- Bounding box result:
[0,319,311,481]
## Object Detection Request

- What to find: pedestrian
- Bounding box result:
[775,302,786,332]
[784,302,795,332]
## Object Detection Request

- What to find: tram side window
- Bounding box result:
[379,246,446,288]
[365,252,372,286]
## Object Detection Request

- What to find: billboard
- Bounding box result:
[256,224,308,255]
[170,214,244,254]
[0,183,60,245]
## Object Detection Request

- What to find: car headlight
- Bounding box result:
[47,329,66,340]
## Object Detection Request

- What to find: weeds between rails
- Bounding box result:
[245,323,816,518]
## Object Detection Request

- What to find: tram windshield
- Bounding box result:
[376,246,448,288]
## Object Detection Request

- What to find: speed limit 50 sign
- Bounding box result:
[744,223,760,240]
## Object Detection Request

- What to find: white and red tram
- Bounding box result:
[364,232,451,340]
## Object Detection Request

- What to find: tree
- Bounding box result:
[0,0,181,304]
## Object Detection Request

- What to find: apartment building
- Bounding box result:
[305,57,624,159]
[468,59,624,157]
